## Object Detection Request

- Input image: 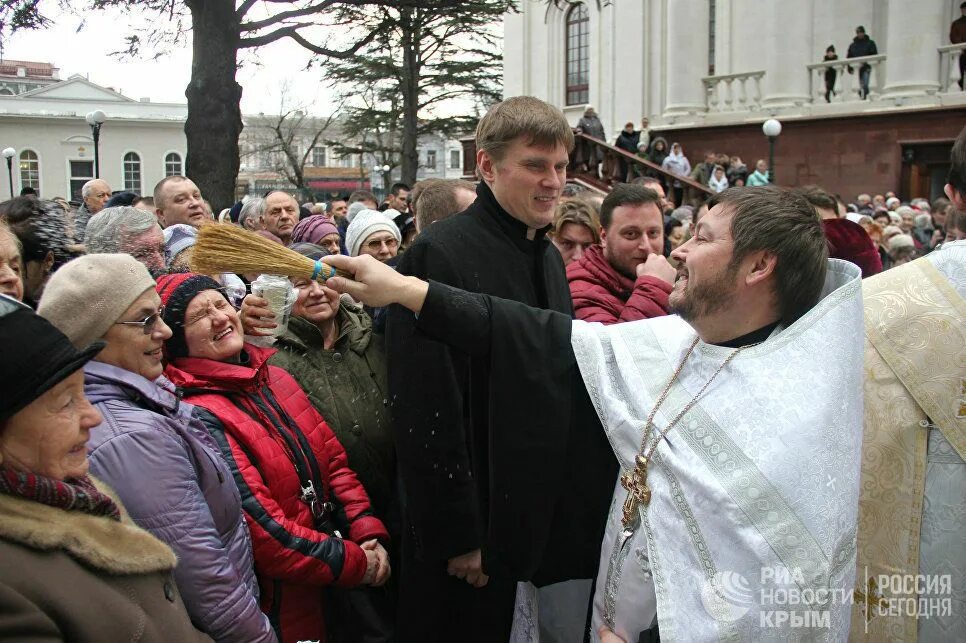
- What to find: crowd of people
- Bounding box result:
[0,94,963,643]
[573,106,777,207]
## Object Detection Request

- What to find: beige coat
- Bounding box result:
[0,479,211,642]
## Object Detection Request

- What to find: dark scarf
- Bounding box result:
[0,465,121,520]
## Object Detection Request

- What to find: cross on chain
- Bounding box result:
[620,455,651,530]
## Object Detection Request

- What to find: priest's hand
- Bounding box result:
[637,253,676,285]
[598,626,626,643]
[239,294,276,336]
[324,254,429,312]
[447,548,489,588]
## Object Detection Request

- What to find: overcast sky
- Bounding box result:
[1,4,338,115]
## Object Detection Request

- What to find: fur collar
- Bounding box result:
[0,477,176,574]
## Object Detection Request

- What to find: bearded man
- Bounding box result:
[323,185,865,641]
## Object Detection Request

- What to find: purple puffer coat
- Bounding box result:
[84,361,276,643]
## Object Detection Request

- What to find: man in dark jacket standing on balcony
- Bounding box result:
[847,25,878,99]
[567,184,676,324]
[387,96,616,642]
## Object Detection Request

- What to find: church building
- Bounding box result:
[502,0,966,199]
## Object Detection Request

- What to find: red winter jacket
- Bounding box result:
[566,244,672,324]
[164,343,388,643]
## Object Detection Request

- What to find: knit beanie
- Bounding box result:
[155,273,223,359]
[291,215,340,246]
[229,200,244,223]
[38,254,156,349]
[346,209,401,257]
[887,234,915,252]
[163,224,198,265]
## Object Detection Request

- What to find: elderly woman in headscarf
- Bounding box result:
[0,196,82,308]
[36,254,275,643]
[291,214,342,256]
[0,296,209,641]
[576,105,606,176]
[155,272,390,643]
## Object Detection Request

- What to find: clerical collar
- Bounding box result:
[714,320,781,349]
[476,180,551,244]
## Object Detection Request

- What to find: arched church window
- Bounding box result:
[566,3,590,105]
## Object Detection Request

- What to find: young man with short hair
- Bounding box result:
[567,184,675,323]
[386,182,411,213]
[386,95,614,642]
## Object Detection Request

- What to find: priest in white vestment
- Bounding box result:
[322,186,865,642]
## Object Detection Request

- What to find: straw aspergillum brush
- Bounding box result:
[190,223,350,282]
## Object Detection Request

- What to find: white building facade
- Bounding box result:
[504,0,966,136]
[0,75,187,201]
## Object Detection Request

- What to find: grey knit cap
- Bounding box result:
[37,254,156,349]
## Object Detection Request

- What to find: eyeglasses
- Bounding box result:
[115,305,166,334]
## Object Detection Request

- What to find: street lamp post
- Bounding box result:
[373,162,391,199]
[762,119,782,184]
[2,148,15,197]
[85,110,107,178]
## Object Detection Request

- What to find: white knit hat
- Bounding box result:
[38,254,156,349]
[345,209,401,257]
[887,234,915,252]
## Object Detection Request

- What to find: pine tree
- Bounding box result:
[322,1,513,186]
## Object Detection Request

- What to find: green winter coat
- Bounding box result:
[269,298,395,521]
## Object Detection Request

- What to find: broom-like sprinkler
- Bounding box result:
[190,223,350,282]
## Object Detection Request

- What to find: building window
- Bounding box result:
[565,3,590,106]
[312,147,327,167]
[165,152,182,176]
[708,0,716,75]
[426,150,437,171]
[18,150,39,190]
[450,149,461,170]
[123,152,142,193]
[69,160,94,201]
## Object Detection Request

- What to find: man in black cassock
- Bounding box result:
[387,96,616,642]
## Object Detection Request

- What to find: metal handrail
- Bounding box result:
[573,132,714,195]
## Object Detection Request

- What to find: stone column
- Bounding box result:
[881,0,944,100]
[761,0,812,109]
[663,0,709,117]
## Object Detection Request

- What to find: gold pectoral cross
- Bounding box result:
[620,455,651,530]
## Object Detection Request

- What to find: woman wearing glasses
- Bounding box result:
[37,254,274,643]
[153,272,390,643]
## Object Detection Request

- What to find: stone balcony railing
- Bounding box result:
[702,71,765,113]
[939,43,966,93]
[806,54,886,103]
